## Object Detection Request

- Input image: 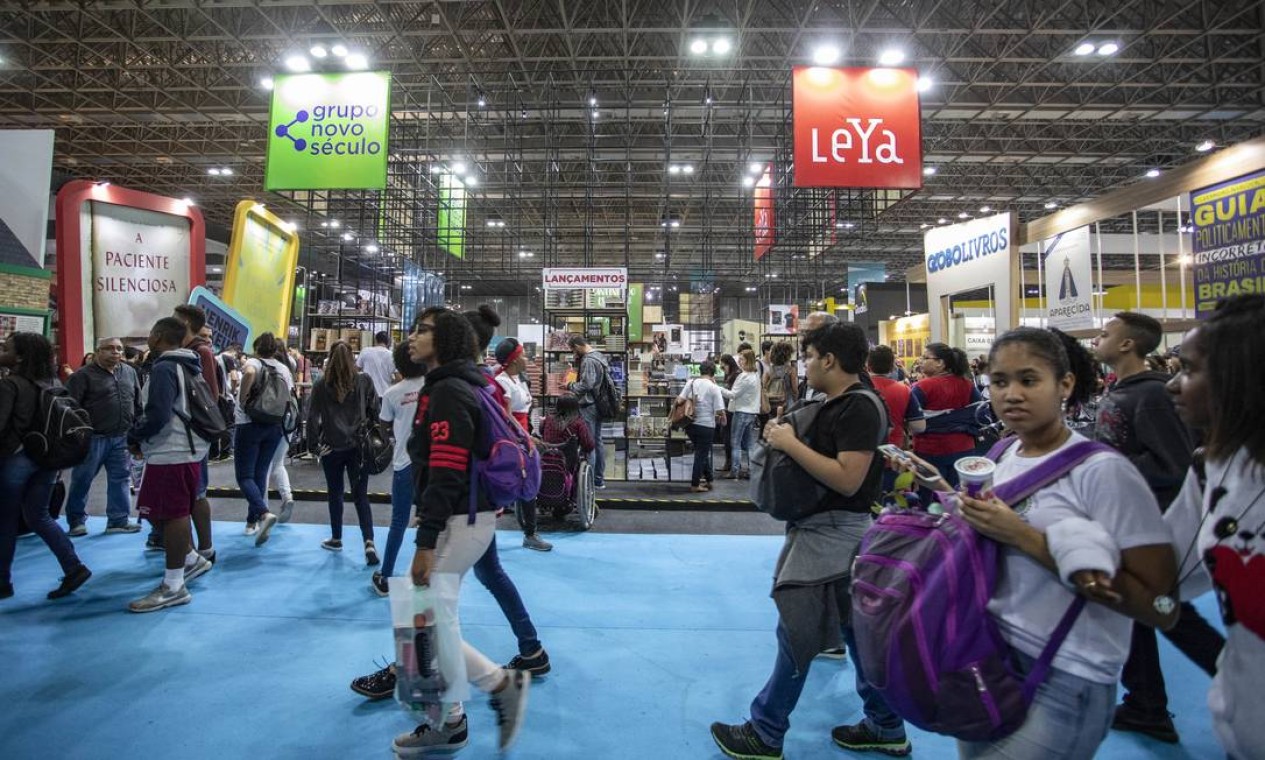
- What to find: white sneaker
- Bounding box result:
[244,522,258,536]
[490,668,530,751]
[183,555,213,584]
[393,715,468,757]
[255,512,279,546]
[278,499,296,523]
[127,583,191,613]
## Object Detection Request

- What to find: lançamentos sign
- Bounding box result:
[265,72,391,191]
[542,267,628,291]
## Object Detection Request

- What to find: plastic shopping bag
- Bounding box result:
[389,573,469,728]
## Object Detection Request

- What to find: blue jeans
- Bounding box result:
[686,423,716,486]
[958,652,1116,759]
[472,534,542,657]
[729,412,757,475]
[579,403,605,485]
[381,465,414,577]
[749,623,808,748]
[66,434,132,526]
[234,422,283,523]
[842,625,908,740]
[0,452,82,585]
[320,447,374,543]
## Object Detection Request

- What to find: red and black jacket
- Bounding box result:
[409,359,494,549]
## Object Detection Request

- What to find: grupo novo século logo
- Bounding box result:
[274,104,384,157]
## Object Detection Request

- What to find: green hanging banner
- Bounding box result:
[627,283,643,342]
[438,173,466,259]
[264,71,391,191]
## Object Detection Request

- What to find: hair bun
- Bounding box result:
[478,304,502,327]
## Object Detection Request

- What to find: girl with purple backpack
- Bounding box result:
[936,328,1179,759]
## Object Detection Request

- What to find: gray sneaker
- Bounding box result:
[523,534,553,552]
[183,555,213,584]
[393,714,469,757]
[104,522,142,534]
[67,523,88,537]
[278,499,296,524]
[128,583,191,613]
[490,668,530,751]
[255,512,278,547]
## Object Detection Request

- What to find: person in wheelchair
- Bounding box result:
[536,396,598,527]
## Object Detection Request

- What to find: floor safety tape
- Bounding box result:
[204,488,756,510]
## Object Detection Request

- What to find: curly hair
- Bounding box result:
[426,308,478,365]
[393,342,426,379]
[463,304,502,352]
[8,332,55,381]
[252,331,280,360]
[769,341,794,366]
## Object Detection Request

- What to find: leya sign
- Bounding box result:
[1191,170,1265,318]
[792,67,923,189]
[923,213,1018,342]
[542,267,627,291]
[265,72,391,191]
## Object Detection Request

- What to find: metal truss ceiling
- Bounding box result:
[2,0,1263,294]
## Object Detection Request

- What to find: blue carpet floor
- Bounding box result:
[0,517,1224,759]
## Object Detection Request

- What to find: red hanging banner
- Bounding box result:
[754,169,774,260]
[792,66,923,189]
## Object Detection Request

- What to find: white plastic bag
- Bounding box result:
[389,573,469,727]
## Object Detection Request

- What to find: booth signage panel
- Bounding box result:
[1191,170,1265,318]
[792,67,923,189]
[221,201,300,339]
[542,267,627,291]
[265,72,390,191]
[89,202,192,341]
[767,304,799,335]
[0,130,54,269]
[754,169,774,259]
[1043,226,1095,331]
[189,286,252,353]
[923,212,1017,342]
[438,173,466,259]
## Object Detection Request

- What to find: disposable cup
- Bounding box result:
[954,456,996,498]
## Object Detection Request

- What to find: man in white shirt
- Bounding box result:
[356,331,395,397]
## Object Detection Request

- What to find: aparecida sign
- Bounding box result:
[541,267,627,291]
[792,66,923,189]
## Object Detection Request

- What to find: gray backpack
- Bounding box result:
[243,361,294,427]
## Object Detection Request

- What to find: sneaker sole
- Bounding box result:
[322,542,343,552]
[1111,720,1180,744]
[104,526,141,534]
[831,738,912,756]
[393,737,468,757]
[184,562,212,584]
[255,516,278,547]
[278,502,295,524]
[128,592,192,614]
[523,543,553,552]
[497,673,531,751]
[351,684,395,701]
[710,726,783,760]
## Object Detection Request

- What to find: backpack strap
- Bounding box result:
[1021,596,1087,701]
[990,440,1115,507]
[842,385,890,448]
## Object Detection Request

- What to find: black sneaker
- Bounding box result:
[831,722,912,756]
[710,721,783,760]
[145,534,165,551]
[506,648,551,677]
[350,661,396,700]
[370,572,388,597]
[47,564,92,600]
[1111,703,1179,744]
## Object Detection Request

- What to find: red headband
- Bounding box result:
[501,344,523,366]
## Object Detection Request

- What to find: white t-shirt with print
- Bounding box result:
[379,376,424,471]
[495,372,532,415]
[679,378,727,429]
[235,357,295,425]
[988,431,1172,684]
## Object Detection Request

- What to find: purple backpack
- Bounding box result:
[850,437,1113,741]
[465,384,542,522]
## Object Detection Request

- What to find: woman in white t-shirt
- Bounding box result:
[1164,295,1265,760]
[492,339,550,552]
[922,327,1179,759]
[370,344,426,597]
[234,333,295,546]
[677,361,732,493]
[724,349,762,480]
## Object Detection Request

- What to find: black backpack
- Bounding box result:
[20,380,93,470]
[172,365,230,454]
[587,357,622,421]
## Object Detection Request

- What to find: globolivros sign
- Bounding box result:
[265,72,391,191]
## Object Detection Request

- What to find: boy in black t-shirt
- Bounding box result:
[711,324,911,759]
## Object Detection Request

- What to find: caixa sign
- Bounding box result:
[792,67,923,189]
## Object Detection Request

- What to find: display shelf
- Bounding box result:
[543,308,627,316]
[309,313,400,322]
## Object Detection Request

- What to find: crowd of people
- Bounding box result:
[1,295,1262,759]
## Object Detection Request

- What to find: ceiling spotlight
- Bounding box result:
[331,44,348,57]
[284,55,310,73]
[916,76,933,93]
[1044,201,1058,210]
[979,205,991,213]
[329,220,340,228]
[1074,42,1096,56]
[670,220,681,228]
[690,38,709,55]
[1196,139,1216,152]
[591,109,599,119]
[669,165,681,175]
[812,44,841,66]
[682,165,694,175]
[365,244,379,253]
[742,176,756,187]
[342,232,353,241]
[655,252,665,259]
[923,166,937,176]
[1145,168,1161,178]
[878,49,905,67]
[958,212,970,219]
[259,77,274,90]
[1097,42,1120,56]
[207,168,221,176]
[920,223,930,229]
[429,164,443,174]
[310,45,328,58]
[477,96,486,108]
[465,176,478,187]
[712,38,732,55]
[521,109,529,119]
[451,161,467,175]
[344,52,369,70]
[938,218,948,224]
[836,221,855,229]
[704,95,713,105]
[589,96,598,106]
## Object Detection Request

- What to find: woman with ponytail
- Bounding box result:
[912,342,982,490]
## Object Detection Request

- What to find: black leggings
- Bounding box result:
[320,448,373,542]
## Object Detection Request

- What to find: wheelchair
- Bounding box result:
[526,436,597,530]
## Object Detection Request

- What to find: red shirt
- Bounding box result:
[911,374,977,455]
[872,376,912,447]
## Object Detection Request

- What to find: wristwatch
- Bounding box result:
[1152,594,1176,616]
